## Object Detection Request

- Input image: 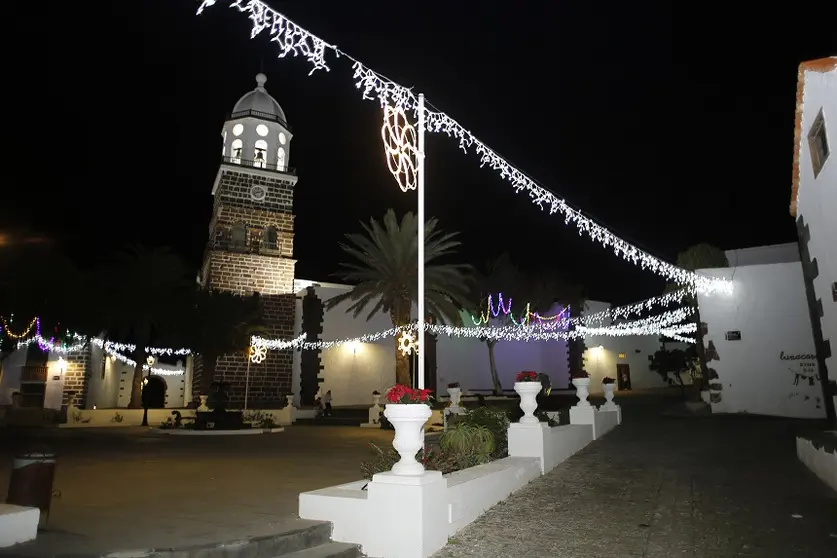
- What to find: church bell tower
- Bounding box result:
[195,73,298,406]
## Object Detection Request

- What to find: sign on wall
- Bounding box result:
[725,331,741,341]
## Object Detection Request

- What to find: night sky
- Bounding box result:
[3,1,835,304]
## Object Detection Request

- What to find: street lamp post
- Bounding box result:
[141,355,155,427]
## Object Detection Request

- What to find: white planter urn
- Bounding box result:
[446,387,462,410]
[369,394,383,424]
[601,383,617,409]
[514,381,542,425]
[198,395,209,411]
[572,377,592,407]
[286,394,295,408]
[384,403,431,475]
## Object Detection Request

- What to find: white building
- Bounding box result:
[290,280,672,406]
[789,56,836,422]
[696,243,824,418]
[0,340,192,411]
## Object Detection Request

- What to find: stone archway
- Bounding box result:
[142,375,167,409]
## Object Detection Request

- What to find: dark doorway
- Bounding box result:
[142,375,166,409]
[616,364,632,391]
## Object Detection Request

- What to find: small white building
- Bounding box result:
[696,243,825,418]
[290,280,672,406]
[0,341,192,411]
[789,56,836,422]
[580,301,680,391]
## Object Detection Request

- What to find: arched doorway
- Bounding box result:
[142,375,166,409]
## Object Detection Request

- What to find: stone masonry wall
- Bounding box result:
[198,166,298,406]
[206,251,295,296]
[63,347,91,408]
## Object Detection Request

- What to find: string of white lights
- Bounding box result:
[196,0,731,294]
[577,286,696,326]
[251,308,696,350]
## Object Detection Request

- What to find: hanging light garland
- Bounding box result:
[0,316,39,340]
[196,1,731,295]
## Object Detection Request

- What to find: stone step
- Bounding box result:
[276,541,362,558]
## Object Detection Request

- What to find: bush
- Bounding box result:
[244,410,277,429]
[457,406,510,458]
[439,424,495,469]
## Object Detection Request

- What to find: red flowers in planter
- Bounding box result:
[602,377,616,384]
[385,384,433,404]
[516,371,539,383]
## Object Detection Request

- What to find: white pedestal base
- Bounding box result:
[0,504,39,548]
[366,471,448,558]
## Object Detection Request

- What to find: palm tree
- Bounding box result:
[327,209,473,386]
[469,255,582,394]
[467,254,522,394]
[665,243,728,398]
[187,289,266,396]
[93,244,193,409]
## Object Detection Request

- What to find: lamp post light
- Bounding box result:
[141,355,155,427]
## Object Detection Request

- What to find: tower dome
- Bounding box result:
[221,73,293,174]
[232,73,287,125]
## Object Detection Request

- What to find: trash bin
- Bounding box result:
[6,450,57,520]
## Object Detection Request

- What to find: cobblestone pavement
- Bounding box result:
[434,412,837,558]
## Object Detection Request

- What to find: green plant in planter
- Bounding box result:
[440,424,495,467]
[459,406,510,458]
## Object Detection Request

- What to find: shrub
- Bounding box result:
[457,406,510,458]
[244,410,277,429]
[440,424,495,468]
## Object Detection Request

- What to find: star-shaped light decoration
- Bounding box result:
[398,331,418,355]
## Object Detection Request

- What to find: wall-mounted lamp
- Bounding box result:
[345,341,361,354]
[57,356,68,374]
[146,356,156,367]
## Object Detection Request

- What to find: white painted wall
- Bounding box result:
[312,283,396,406]
[298,281,571,405]
[0,349,26,405]
[580,301,675,392]
[725,243,800,267]
[435,306,569,393]
[112,359,187,409]
[697,262,824,418]
[0,347,67,409]
[795,63,837,381]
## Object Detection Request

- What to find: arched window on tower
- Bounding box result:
[254,140,268,169]
[262,226,278,251]
[230,139,243,164]
[231,222,246,249]
[222,130,227,157]
[277,147,286,171]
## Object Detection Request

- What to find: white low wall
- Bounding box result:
[299,402,621,558]
[59,406,295,428]
[796,437,837,492]
[446,456,541,534]
[0,504,39,548]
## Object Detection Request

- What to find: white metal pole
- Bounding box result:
[417,94,426,390]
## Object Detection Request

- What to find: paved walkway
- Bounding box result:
[434,413,837,558]
[0,426,392,556]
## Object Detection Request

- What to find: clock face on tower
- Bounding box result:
[250,185,267,201]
